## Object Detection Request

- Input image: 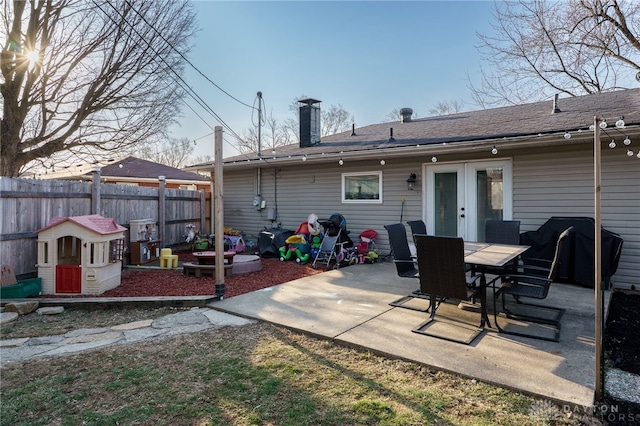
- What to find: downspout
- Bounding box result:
[257,91,262,199]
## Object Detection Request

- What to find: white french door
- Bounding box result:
[424,160,512,241]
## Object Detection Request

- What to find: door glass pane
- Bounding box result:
[476,168,504,241]
[434,172,458,236]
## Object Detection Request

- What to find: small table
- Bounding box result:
[463,242,529,328]
[192,251,236,265]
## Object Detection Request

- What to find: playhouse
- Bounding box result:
[36,215,127,295]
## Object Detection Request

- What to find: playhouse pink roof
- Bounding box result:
[37,214,127,235]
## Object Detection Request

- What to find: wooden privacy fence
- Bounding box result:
[0,175,211,276]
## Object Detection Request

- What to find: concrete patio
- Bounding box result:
[211,260,608,407]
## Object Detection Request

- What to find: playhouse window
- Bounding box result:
[342,172,383,203]
[109,239,124,263]
[39,241,49,264]
[89,243,96,265]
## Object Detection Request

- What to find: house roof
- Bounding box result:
[187,88,640,171]
[37,214,127,235]
[99,156,208,182]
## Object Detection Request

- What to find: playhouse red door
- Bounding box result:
[56,265,81,293]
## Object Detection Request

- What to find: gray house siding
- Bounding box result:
[220,159,425,255]
[220,144,638,290]
[513,145,639,290]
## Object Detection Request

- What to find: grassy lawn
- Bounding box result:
[1,315,598,425]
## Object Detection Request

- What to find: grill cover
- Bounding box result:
[519,217,623,288]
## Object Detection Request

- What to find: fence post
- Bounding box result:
[200,189,206,237]
[91,167,101,215]
[158,176,166,247]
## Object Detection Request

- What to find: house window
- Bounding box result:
[342,172,383,203]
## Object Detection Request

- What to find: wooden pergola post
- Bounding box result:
[214,126,225,297]
[594,116,603,401]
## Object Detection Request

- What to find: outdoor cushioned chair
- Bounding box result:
[491,227,573,342]
[384,223,429,312]
[412,235,485,344]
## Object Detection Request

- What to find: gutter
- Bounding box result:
[185,124,640,173]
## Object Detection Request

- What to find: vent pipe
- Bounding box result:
[351,123,356,136]
[389,127,395,142]
[552,94,560,113]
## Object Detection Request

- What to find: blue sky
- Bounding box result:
[169,1,497,158]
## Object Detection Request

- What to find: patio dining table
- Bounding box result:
[463,242,530,328]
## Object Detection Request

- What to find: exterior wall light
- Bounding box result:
[407,173,417,190]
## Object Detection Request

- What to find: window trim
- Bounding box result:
[341,171,383,204]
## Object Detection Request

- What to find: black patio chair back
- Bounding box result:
[476,220,522,275]
[412,235,484,344]
[384,223,417,278]
[384,223,428,312]
[415,235,469,300]
[492,226,573,342]
[407,220,427,237]
[485,220,520,245]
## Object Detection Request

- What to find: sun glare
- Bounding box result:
[25,50,39,68]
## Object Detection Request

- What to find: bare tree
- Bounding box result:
[235,97,354,154]
[384,107,418,122]
[0,0,197,176]
[470,0,640,107]
[189,154,213,167]
[321,104,354,136]
[234,111,293,155]
[428,100,465,116]
[138,137,195,169]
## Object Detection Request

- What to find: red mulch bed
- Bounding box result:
[90,251,325,299]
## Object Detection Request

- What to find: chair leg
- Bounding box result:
[412,296,482,345]
[389,289,431,312]
[503,296,565,325]
[493,291,562,342]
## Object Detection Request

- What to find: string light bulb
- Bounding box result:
[623,136,631,146]
[564,131,571,140]
[302,155,307,162]
[431,156,438,163]
[491,146,498,155]
[627,149,634,157]
[338,159,344,166]
[599,120,608,129]
[616,117,625,128]
[380,159,386,166]
[609,140,616,149]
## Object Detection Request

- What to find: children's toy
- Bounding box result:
[307,213,321,236]
[357,229,379,263]
[279,234,311,263]
[309,235,322,259]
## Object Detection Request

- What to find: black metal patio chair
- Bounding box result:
[491,227,573,342]
[407,220,427,236]
[412,235,485,344]
[474,220,521,276]
[384,223,429,312]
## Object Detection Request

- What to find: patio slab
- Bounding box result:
[211,261,608,407]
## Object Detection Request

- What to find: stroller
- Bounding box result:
[312,213,353,269]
